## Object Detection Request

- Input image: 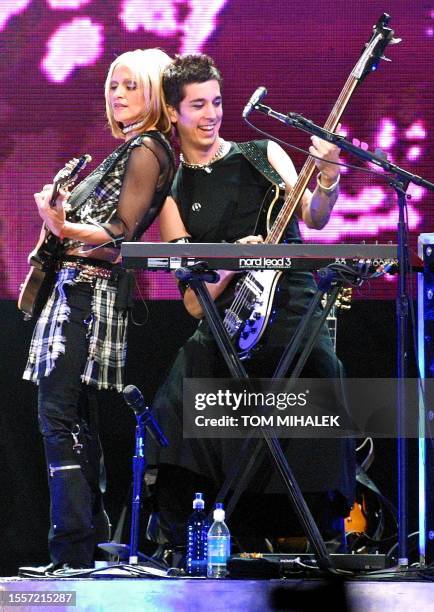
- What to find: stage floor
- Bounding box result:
[1,576,434,611]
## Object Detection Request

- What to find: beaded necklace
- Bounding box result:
[179,139,229,174]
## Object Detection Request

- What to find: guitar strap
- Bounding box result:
[238,141,287,235]
[67,141,131,213]
[67,131,173,213]
[237,141,285,188]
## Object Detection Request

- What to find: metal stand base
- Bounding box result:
[178,263,347,572]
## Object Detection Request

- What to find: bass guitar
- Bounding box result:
[223,14,398,358]
[18,155,91,320]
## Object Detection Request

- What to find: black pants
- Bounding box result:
[37,283,109,567]
[150,272,355,547]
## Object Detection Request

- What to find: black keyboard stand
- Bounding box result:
[175,262,346,573]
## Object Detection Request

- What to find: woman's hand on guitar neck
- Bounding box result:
[34,184,68,237]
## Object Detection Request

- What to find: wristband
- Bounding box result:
[317,172,340,193]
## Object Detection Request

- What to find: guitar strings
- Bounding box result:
[223,271,257,332]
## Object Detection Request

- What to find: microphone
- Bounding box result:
[242,86,268,119]
[123,385,168,447]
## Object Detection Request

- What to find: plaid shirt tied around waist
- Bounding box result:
[23,267,128,392]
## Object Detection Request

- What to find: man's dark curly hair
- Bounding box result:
[163,54,222,110]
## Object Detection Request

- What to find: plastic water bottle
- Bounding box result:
[186,493,208,576]
[207,503,231,578]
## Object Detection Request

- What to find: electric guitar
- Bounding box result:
[223,14,398,358]
[18,155,91,320]
[323,288,370,536]
[324,287,352,348]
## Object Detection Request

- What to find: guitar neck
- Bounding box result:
[261,16,396,245]
[266,76,359,246]
[48,154,91,209]
[48,182,61,209]
[327,311,337,350]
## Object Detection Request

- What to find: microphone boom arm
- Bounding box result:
[252,103,434,191]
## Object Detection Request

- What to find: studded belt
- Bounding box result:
[58,256,114,282]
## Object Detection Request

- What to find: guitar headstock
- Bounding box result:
[322,287,352,313]
[53,154,92,189]
[352,13,400,84]
[335,287,352,311]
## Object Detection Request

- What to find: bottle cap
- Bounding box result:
[193,492,205,510]
[213,502,225,521]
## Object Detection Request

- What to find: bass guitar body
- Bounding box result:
[224,183,285,358]
[225,268,282,359]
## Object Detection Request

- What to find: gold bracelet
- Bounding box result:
[316,172,340,193]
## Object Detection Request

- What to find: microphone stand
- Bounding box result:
[129,402,169,565]
[129,409,148,565]
[98,402,169,572]
[253,102,434,567]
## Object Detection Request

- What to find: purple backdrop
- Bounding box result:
[1,1,432,300]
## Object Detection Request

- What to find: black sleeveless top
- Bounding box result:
[63,131,174,254]
[171,140,302,244]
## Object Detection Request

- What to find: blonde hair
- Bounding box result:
[105,48,173,139]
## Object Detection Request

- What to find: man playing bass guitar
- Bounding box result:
[148,54,355,550]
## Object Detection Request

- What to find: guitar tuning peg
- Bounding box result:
[380,55,391,62]
[390,37,402,45]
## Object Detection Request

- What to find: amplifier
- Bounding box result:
[417,232,434,566]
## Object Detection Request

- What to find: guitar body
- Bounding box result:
[225,269,282,359]
[223,183,288,358]
[345,497,368,535]
[18,228,60,319]
[18,263,56,321]
[17,154,91,319]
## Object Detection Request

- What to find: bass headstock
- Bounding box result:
[352,13,401,84]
